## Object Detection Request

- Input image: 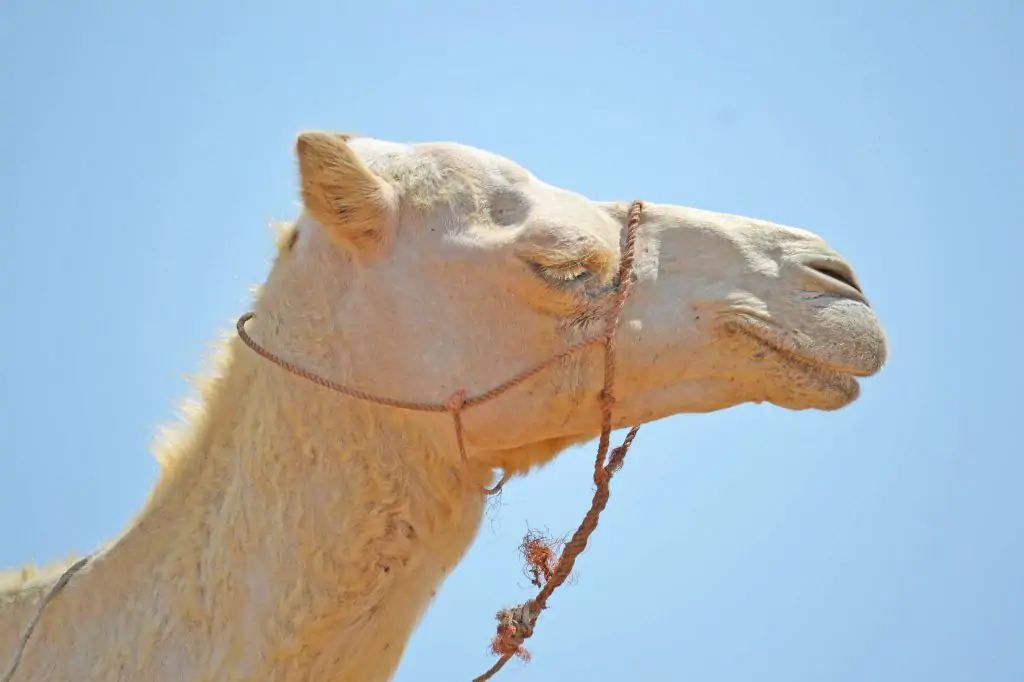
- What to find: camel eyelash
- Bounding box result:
[529,260,594,286]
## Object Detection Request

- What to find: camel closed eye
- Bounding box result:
[529,259,593,286]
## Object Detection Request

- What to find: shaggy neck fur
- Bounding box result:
[1,330,489,682]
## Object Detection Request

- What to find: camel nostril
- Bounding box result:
[808,262,862,294]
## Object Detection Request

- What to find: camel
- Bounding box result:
[0,131,888,681]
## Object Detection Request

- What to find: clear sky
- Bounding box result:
[0,1,1020,680]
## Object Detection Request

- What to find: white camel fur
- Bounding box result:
[0,132,888,681]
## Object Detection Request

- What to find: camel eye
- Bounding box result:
[530,261,593,286]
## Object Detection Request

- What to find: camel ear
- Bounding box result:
[295,131,396,254]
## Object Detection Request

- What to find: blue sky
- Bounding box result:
[0,1,1020,680]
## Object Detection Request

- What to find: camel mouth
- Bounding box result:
[727,311,885,378]
[770,341,862,407]
[730,322,866,409]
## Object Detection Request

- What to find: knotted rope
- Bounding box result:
[471,201,645,680]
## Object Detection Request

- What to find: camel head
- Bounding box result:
[254,132,888,478]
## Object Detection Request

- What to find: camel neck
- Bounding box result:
[4,338,487,681]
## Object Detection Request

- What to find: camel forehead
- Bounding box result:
[420,141,534,184]
[347,136,614,233]
[348,137,530,182]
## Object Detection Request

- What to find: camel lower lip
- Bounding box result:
[734,322,875,380]
[741,329,862,401]
[785,354,860,394]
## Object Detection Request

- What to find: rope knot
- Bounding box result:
[445,389,467,412]
[606,445,627,474]
[490,600,538,662]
